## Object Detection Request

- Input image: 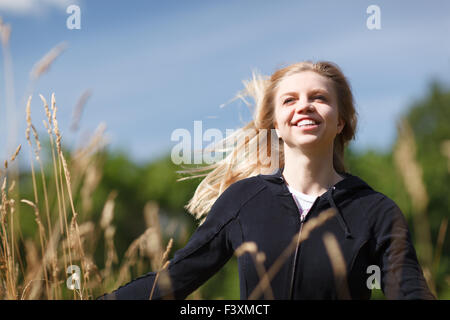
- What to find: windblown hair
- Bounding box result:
[179,61,358,223]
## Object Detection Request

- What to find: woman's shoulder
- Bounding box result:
[203,175,267,225]
[219,174,267,202]
[340,173,404,219]
[354,183,399,212]
[341,172,396,206]
[354,185,407,229]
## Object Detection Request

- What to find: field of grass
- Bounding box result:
[0,17,448,300]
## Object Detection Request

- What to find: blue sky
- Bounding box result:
[1,0,449,166]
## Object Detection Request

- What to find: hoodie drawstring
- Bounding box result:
[326,187,353,239]
[269,167,354,239]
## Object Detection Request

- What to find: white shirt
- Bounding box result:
[287,185,317,222]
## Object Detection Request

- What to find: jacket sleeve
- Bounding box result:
[97,190,238,300]
[371,197,436,300]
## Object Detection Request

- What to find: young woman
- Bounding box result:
[98,61,435,300]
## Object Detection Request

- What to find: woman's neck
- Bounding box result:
[282,145,343,197]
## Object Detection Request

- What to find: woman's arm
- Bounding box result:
[97,194,237,300]
[372,198,436,300]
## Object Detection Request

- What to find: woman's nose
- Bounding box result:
[295,98,314,113]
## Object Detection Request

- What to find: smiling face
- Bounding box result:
[273,71,345,151]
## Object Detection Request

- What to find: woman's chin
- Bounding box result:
[285,137,320,149]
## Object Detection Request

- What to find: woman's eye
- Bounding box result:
[283,95,326,105]
[314,95,326,101]
[283,98,295,105]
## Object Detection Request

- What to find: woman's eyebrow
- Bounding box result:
[279,88,330,100]
[309,88,330,95]
[279,91,298,100]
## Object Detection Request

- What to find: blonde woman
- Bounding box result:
[98,61,435,300]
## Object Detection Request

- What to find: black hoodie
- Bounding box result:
[97,167,436,300]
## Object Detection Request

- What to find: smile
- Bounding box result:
[294,123,320,131]
[289,117,322,132]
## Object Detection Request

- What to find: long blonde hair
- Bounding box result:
[179,60,358,222]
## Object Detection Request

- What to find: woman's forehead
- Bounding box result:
[275,71,334,98]
[278,71,332,94]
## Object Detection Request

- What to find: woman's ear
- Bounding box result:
[337,117,345,134]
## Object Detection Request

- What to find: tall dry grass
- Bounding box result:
[0,92,178,299]
[0,17,179,299]
[393,117,448,298]
[1,17,447,300]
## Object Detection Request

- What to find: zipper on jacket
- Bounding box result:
[289,218,304,299]
[288,196,320,299]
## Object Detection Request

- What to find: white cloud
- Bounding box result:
[0,0,78,15]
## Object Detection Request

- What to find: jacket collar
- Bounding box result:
[259,166,373,239]
[261,166,369,196]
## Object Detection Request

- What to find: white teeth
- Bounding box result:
[297,119,317,126]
